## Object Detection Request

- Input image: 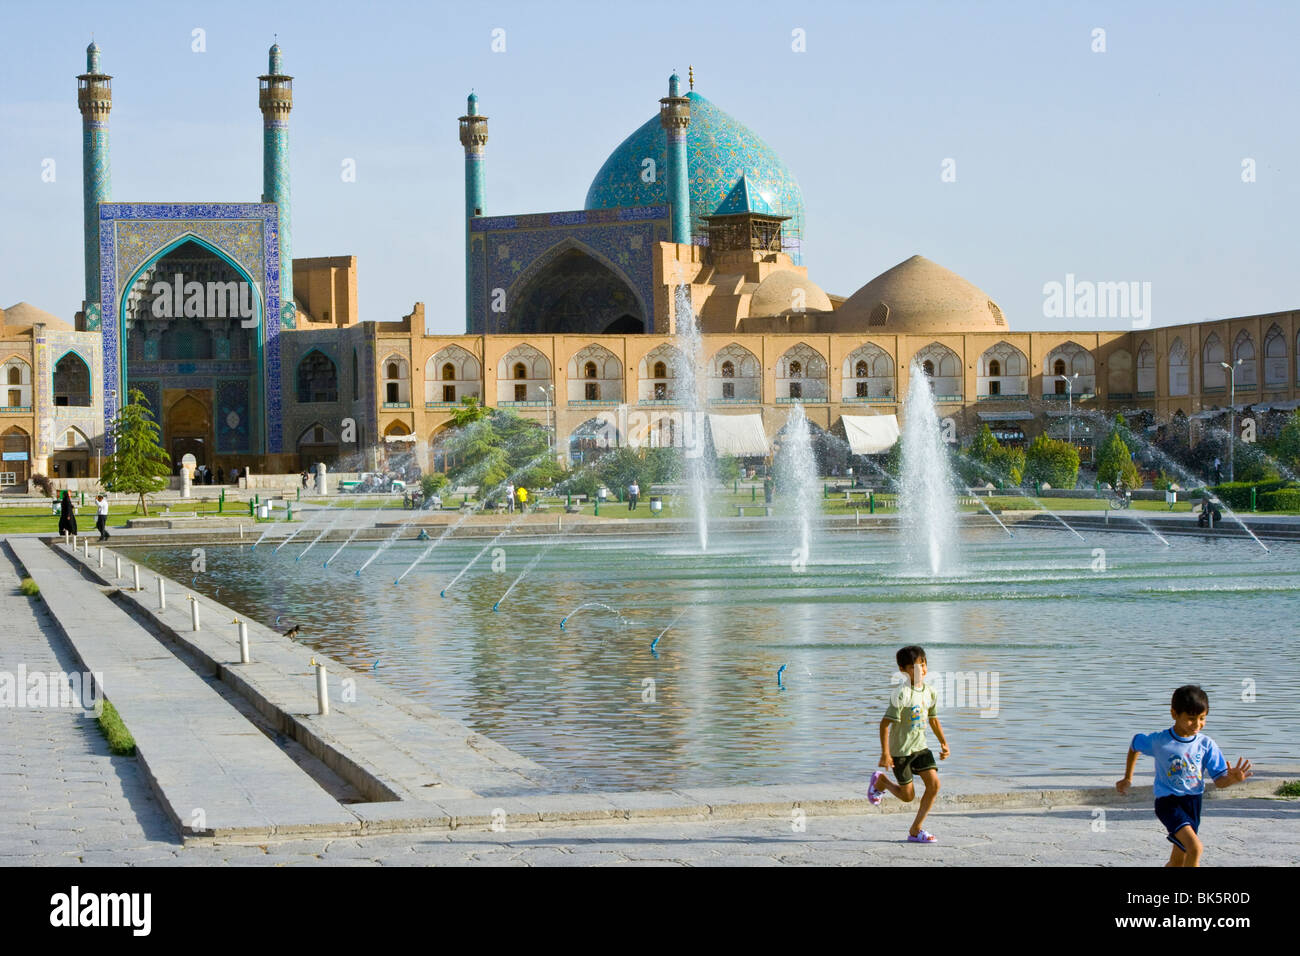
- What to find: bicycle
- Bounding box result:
[1108,490,1132,510]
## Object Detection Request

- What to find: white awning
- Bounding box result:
[977,410,1035,422]
[840,414,900,455]
[707,413,770,457]
[384,433,417,442]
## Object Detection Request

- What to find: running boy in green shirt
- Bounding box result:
[867,645,949,843]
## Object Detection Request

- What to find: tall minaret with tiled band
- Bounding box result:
[659,72,691,245]
[77,41,112,327]
[259,43,295,326]
[459,92,489,327]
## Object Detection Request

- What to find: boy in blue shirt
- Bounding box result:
[1117,685,1252,867]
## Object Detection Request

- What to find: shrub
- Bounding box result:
[420,472,449,498]
[19,577,39,597]
[1095,419,1142,489]
[715,455,741,485]
[1024,434,1080,489]
[31,474,53,497]
[1258,489,1300,511]
[1210,480,1293,510]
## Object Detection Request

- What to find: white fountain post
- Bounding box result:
[156,575,166,610]
[315,660,329,715]
[188,595,200,631]
[315,462,329,496]
[236,619,250,664]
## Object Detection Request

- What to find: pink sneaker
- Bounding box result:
[907,829,937,843]
[867,770,885,806]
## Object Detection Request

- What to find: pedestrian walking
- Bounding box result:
[628,480,640,511]
[506,482,516,513]
[95,494,110,541]
[57,490,78,537]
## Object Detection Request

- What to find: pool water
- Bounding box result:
[127,527,1300,791]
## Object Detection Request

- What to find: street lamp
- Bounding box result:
[1220,359,1243,482]
[1056,373,1079,445]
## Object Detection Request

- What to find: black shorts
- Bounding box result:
[1154,793,1203,851]
[891,749,937,786]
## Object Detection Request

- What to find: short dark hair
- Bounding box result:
[896,645,927,670]
[1171,684,1209,716]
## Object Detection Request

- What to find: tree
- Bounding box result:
[1095,415,1141,488]
[450,395,487,429]
[1270,410,1300,472]
[1024,434,1080,489]
[99,389,172,515]
[443,407,560,498]
[962,424,1025,487]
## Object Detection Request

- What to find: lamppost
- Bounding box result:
[1220,358,1242,482]
[1057,373,1079,445]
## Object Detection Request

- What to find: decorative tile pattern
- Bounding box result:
[97,203,283,454]
[584,92,805,262]
[468,211,669,335]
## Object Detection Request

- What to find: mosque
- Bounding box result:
[3,41,1298,489]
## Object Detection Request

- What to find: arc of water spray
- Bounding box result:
[559,602,623,630]
[395,513,483,586]
[776,664,787,690]
[650,608,686,654]
[439,525,516,596]
[493,546,551,612]
[299,496,363,561]
[273,503,328,553]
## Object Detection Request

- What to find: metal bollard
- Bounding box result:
[314,659,329,715]
[83,538,89,557]
[188,595,201,631]
[132,565,140,592]
[98,548,104,569]
[239,524,244,539]
[235,619,250,664]
[157,575,166,610]
[115,555,122,579]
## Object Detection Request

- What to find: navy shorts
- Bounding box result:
[1154,793,1203,850]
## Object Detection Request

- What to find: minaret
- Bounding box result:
[77,41,112,326]
[659,73,691,245]
[458,93,488,328]
[259,43,294,326]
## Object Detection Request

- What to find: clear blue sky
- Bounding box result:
[2,0,1297,333]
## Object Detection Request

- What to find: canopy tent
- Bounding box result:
[707,413,770,457]
[839,414,900,455]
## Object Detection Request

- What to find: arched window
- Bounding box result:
[297,351,338,403]
[721,361,735,378]
[989,360,1001,376]
[584,361,597,379]
[7,367,19,385]
[387,362,399,379]
[856,360,869,378]
[52,352,91,407]
[442,363,455,381]
[654,361,667,379]
[923,360,934,377]
[514,362,527,380]
[1053,359,1066,376]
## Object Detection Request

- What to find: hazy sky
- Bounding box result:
[2,0,1297,333]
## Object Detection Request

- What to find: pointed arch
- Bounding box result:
[638,343,684,402]
[497,344,551,403]
[425,345,481,405]
[296,349,339,403]
[1263,323,1287,388]
[52,349,92,407]
[978,341,1028,398]
[566,343,622,404]
[502,237,647,335]
[381,352,410,405]
[1107,347,1133,396]
[708,343,761,402]
[1233,330,1257,387]
[1,356,32,409]
[1202,332,1226,390]
[1168,337,1190,396]
[913,342,962,398]
[1043,341,1096,395]
[777,342,828,401]
[842,342,894,401]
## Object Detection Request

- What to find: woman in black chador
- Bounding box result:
[57,490,78,537]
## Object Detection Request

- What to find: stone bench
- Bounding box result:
[736,506,774,517]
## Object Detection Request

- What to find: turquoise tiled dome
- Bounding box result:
[585,91,804,262]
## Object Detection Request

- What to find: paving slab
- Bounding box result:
[8,538,358,839]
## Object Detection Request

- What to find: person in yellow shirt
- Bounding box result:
[516,486,528,513]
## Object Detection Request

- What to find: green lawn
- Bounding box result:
[0,501,230,534]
